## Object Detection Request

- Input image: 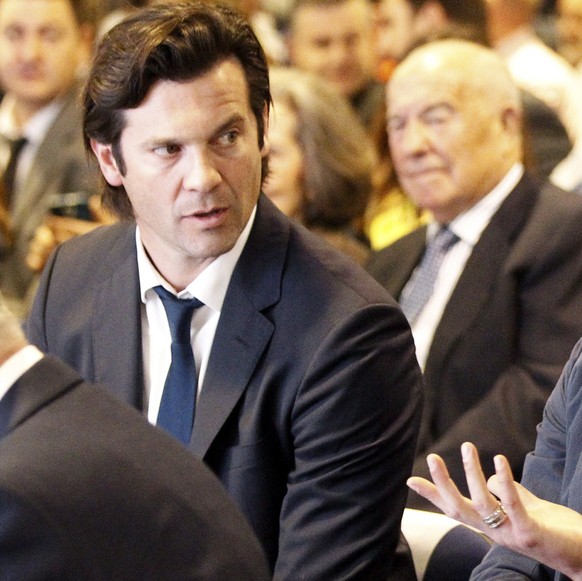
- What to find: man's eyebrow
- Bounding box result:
[139,113,248,148]
[422,102,455,115]
[212,113,246,136]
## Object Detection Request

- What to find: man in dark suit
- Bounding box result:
[27,3,424,579]
[367,39,582,510]
[0,0,100,309]
[0,293,270,579]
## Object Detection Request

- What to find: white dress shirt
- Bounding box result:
[138,206,257,425]
[0,94,65,195]
[0,345,43,403]
[411,163,524,370]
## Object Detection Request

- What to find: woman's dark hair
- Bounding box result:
[83,1,271,218]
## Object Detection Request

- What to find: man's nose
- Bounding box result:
[182,150,222,193]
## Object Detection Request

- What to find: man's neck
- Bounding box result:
[0,341,27,367]
[10,99,51,130]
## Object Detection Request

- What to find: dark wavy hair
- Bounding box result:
[83,1,271,219]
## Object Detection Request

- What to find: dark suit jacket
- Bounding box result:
[27,194,424,580]
[0,84,99,301]
[472,338,582,580]
[367,173,582,509]
[520,88,572,179]
[0,355,269,580]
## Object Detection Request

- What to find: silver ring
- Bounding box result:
[482,502,507,529]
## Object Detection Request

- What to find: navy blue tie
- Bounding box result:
[154,285,203,444]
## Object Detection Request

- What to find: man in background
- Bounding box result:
[373,0,488,68]
[368,39,582,510]
[0,0,100,313]
[486,0,582,148]
[556,0,582,71]
[287,0,385,129]
[371,0,573,178]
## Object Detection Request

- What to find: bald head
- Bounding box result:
[393,39,520,112]
[387,40,523,223]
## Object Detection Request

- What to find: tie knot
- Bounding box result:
[154,285,203,344]
[432,226,459,251]
[399,226,460,324]
[7,136,27,154]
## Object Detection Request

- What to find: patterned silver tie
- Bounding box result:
[400,227,459,324]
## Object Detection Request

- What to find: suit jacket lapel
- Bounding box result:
[426,174,539,373]
[92,225,144,410]
[11,87,83,229]
[0,356,80,439]
[190,195,284,458]
[382,227,427,299]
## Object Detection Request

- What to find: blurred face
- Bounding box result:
[374,0,415,62]
[91,58,269,290]
[0,0,92,117]
[558,0,582,67]
[387,67,511,223]
[263,99,304,219]
[290,0,376,97]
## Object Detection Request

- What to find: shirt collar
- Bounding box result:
[430,162,524,246]
[138,204,257,312]
[0,93,66,144]
[0,345,44,403]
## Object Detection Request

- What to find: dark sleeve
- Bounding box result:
[471,341,582,580]
[0,487,80,580]
[275,304,424,580]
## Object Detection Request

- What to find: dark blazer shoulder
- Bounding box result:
[243,194,397,308]
[0,356,81,439]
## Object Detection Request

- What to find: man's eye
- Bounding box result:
[313,38,331,49]
[41,29,63,43]
[154,144,181,156]
[387,119,404,133]
[217,130,239,146]
[425,114,449,125]
[4,27,23,42]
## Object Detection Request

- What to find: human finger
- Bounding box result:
[459,442,510,531]
[487,455,529,524]
[407,476,442,507]
[423,453,477,520]
[407,454,459,506]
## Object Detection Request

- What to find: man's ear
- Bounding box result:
[501,106,521,135]
[91,140,124,186]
